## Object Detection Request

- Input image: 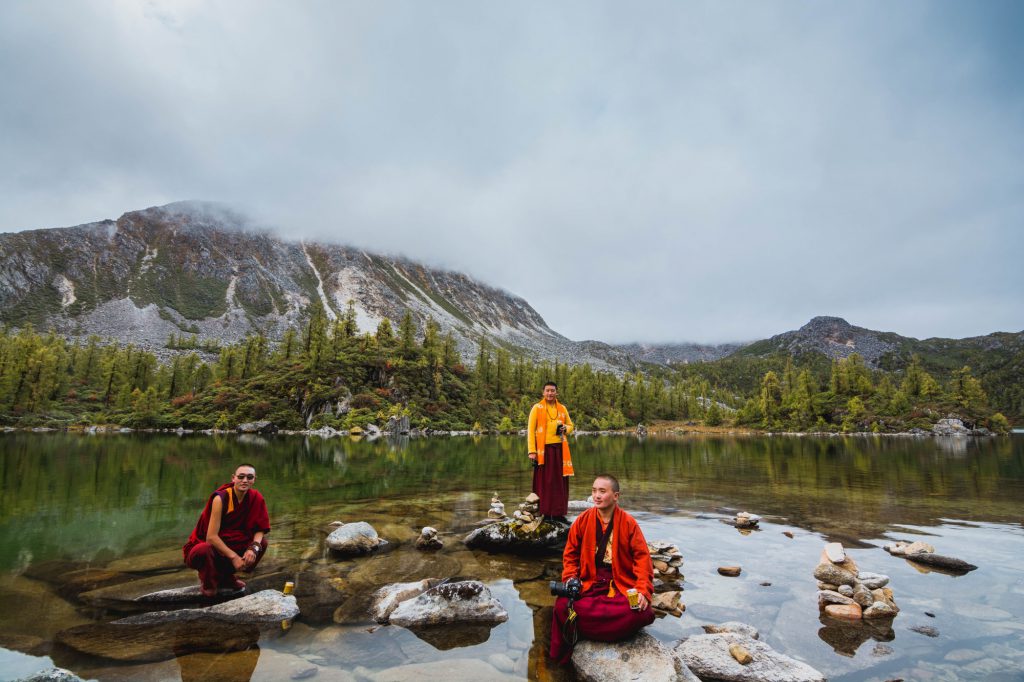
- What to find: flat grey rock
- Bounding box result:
[857,572,890,590]
[824,542,846,563]
[370,578,439,623]
[701,622,760,639]
[326,521,388,556]
[818,590,856,607]
[675,632,826,682]
[573,631,695,682]
[389,580,508,627]
[114,589,299,625]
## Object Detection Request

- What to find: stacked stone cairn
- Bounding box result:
[814,542,898,621]
[415,526,443,551]
[511,492,542,531]
[733,511,760,529]
[648,540,685,617]
[487,493,506,520]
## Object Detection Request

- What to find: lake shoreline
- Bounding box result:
[1,423,1005,439]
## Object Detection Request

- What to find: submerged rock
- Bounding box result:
[904,552,978,573]
[388,580,508,627]
[355,658,519,681]
[463,518,569,554]
[327,522,389,556]
[56,619,263,662]
[675,631,826,682]
[572,631,694,682]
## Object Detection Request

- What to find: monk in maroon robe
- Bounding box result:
[183,463,270,597]
[550,474,655,664]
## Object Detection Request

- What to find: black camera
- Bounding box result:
[550,576,582,600]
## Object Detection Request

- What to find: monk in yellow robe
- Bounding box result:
[527,381,574,522]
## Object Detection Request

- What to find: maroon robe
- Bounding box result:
[533,443,570,516]
[183,483,270,591]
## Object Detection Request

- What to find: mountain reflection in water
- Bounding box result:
[0,433,1022,681]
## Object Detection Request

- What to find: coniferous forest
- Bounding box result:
[0,303,1015,434]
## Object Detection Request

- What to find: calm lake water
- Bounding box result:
[1,433,1023,681]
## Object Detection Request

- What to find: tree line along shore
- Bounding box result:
[0,304,1014,434]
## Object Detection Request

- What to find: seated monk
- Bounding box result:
[550,474,655,664]
[183,463,270,597]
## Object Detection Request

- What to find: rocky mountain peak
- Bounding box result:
[0,202,624,370]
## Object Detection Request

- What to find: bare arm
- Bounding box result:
[206,495,246,571]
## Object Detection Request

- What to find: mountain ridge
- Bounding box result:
[1,203,1020,377]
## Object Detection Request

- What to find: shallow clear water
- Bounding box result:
[1,433,1022,681]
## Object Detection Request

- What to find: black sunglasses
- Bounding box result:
[235,473,256,480]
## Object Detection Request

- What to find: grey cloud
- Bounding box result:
[1,0,1021,343]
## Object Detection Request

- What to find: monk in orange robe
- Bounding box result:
[183,463,270,597]
[527,381,574,521]
[550,474,655,664]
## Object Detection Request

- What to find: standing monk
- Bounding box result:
[527,381,574,523]
[550,474,655,664]
[183,463,270,598]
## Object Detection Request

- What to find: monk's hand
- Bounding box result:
[637,593,649,611]
[231,554,246,571]
[242,549,257,570]
[528,452,537,461]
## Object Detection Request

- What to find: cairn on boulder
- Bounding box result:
[463,491,570,554]
[415,526,443,551]
[647,540,684,617]
[722,511,761,530]
[487,493,506,519]
[814,542,898,622]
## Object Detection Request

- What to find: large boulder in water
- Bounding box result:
[327,521,389,556]
[674,630,826,682]
[463,518,568,554]
[56,590,297,662]
[388,580,508,627]
[113,589,299,625]
[572,631,697,682]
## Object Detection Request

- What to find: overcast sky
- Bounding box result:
[2,1,1021,343]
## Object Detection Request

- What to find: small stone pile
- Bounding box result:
[649,540,684,581]
[648,540,684,617]
[512,493,542,531]
[814,542,899,621]
[733,511,760,529]
[487,493,506,519]
[415,526,443,551]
